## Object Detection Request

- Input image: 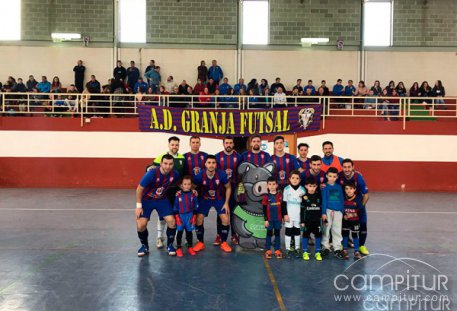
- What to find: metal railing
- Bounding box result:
[1,92,455,130]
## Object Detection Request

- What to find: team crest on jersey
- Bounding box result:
[320,177,324,183]
[286,158,290,164]
[208,190,216,197]
[193,167,201,175]
[226,169,232,178]
[156,187,164,196]
[298,107,315,130]
[279,170,286,180]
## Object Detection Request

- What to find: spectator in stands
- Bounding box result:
[158,85,169,106]
[164,76,175,92]
[304,87,315,103]
[319,80,330,95]
[288,88,301,105]
[432,80,446,107]
[178,80,191,95]
[419,81,432,103]
[66,85,79,111]
[247,79,260,95]
[4,76,17,91]
[234,78,247,95]
[409,82,420,98]
[364,89,376,109]
[86,75,101,93]
[270,77,286,95]
[273,87,287,107]
[218,77,231,95]
[208,60,223,84]
[194,78,205,95]
[110,76,126,94]
[371,80,382,96]
[395,82,407,97]
[13,78,27,93]
[144,66,161,94]
[259,79,269,95]
[198,60,208,83]
[37,76,51,93]
[145,60,155,85]
[354,81,368,97]
[222,88,237,108]
[247,88,259,108]
[332,79,344,96]
[385,80,395,96]
[134,78,148,94]
[198,87,212,107]
[127,61,140,91]
[51,76,62,93]
[26,75,38,92]
[293,79,303,94]
[304,80,316,95]
[73,60,85,92]
[186,86,193,96]
[260,87,272,108]
[344,80,356,96]
[113,60,127,81]
[206,78,218,94]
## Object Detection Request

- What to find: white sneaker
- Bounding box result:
[156,237,164,249]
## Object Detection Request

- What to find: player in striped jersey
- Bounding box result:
[173,175,199,257]
[193,155,232,253]
[300,155,327,190]
[215,136,243,245]
[135,154,180,257]
[271,135,300,189]
[183,136,207,178]
[151,136,185,249]
[339,158,370,255]
[297,143,311,170]
[242,135,272,166]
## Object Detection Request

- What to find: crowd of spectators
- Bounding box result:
[0,58,448,115]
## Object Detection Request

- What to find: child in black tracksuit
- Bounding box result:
[300,178,323,261]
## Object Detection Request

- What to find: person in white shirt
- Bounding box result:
[273,87,287,107]
[282,170,306,258]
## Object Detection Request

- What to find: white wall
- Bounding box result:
[0,46,455,95]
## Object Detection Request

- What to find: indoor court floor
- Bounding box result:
[0,189,456,311]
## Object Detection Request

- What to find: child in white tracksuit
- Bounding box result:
[282,171,306,258]
[321,167,345,258]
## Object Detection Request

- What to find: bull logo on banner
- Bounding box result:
[298,107,315,130]
[233,162,276,249]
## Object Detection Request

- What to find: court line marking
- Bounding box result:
[263,256,287,311]
[0,208,457,214]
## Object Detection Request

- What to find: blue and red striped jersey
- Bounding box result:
[343,195,364,221]
[215,151,242,185]
[271,153,300,186]
[262,192,283,221]
[338,171,369,196]
[297,157,310,170]
[140,168,180,201]
[183,151,207,177]
[173,191,199,214]
[300,170,327,188]
[194,169,229,201]
[242,150,272,167]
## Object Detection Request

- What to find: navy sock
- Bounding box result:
[315,237,322,253]
[185,230,193,247]
[353,237,360,252]
[274,230,281,250]
[196,225,205,242]
[137,229,149,248]
[302,237,309,253]
[360,222,367,246]
[221,225,229,242]
[166,227,176,246]
[265,233,272,250]
[176,230,183,248]
[217,217,222,235]
[342,236,349,250]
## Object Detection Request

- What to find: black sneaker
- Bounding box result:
[334,250,345,260]
[321,248,330,257]
[285,250,293,259]
[295,250,302,259]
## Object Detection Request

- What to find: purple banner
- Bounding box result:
[138,105,321,137]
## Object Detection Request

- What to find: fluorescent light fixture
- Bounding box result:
[51,33,82,41]
[300,38,330,44]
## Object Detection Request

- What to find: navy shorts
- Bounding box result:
[198,199,226,217]
[266,220,282,231]
[141,199,173,220]
[177,212,195,232]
